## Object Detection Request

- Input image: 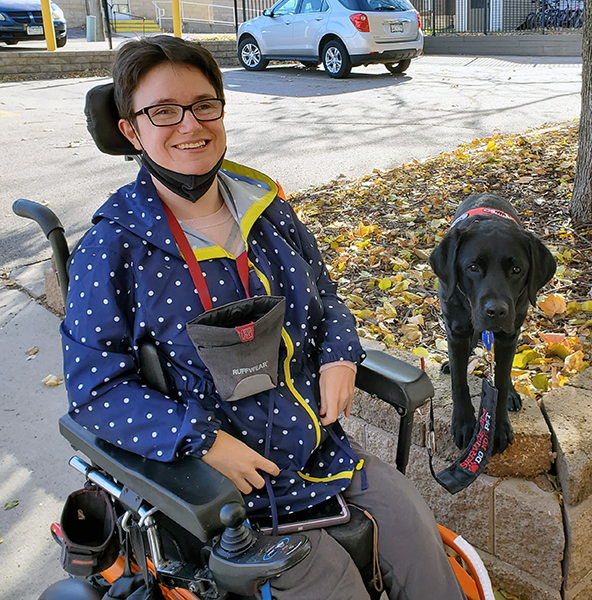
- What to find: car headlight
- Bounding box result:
[51,3,65,19]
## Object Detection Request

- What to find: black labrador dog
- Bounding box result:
[429,193,556,454]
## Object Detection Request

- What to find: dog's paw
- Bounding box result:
[507,388,523,412]
[493,418,514,454]
[451,410,476,450]
[440,361,450,375]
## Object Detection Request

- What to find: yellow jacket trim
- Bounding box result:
[186,160,278,262]
[281,329,321,449]
[253,264,322,449]
[297,470,355,483]
[221,159,279,238]
[298,459,364,484]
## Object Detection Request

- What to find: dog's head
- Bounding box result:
[429,218,556,334]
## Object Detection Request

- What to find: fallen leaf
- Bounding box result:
[564,351,589,373]
[377,301,398,319]
[545,343,571,360]
[435,338,448,352]
[400,323,421,342]
[25,346,39,356]
[513,350,542,368]
[539,333,567,345]
[414,248,430,260]
[42,374,63,386]
[538,294,567,317]
[532,373,550,391]
[4,500,18,510]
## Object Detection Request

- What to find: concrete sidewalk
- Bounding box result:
[0,275,81,600]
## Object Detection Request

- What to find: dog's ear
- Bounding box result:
[429,228,462,300]
[526,234,556,306]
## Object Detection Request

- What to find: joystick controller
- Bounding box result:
[209,502,311,596]
[219,502,256,554]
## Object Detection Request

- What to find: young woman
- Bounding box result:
[61,35,465,600]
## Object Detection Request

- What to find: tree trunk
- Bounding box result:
[571,0,592,224]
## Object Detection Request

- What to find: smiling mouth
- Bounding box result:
[175,141,207,150]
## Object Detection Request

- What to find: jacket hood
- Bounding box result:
[92,160,279,256]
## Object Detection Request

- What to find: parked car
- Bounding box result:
[0,0,67,47]
[237,0,423,78]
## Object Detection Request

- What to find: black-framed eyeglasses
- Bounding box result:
[133,98,225,127]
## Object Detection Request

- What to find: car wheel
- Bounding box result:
[322,40,351,79]
[385,59,411,74]
[5,40,18,46]
[300,61,319,69]
[56,35,67,48]
[238,38,269,71]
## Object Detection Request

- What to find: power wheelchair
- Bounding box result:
[12,82,494,600]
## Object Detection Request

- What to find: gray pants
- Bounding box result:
[267,444,466,600]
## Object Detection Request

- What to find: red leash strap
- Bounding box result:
[162,202,251,311]
[236,251,251,299]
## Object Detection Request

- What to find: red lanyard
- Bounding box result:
[162,202,250,312]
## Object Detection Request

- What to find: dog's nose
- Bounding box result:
[484,301,509,319]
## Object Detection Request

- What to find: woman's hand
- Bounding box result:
[202,430,280,494]
[319,364,356,426]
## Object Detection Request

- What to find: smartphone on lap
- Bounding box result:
[249,493,350,534]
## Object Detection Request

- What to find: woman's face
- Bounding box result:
[119,62,226,176]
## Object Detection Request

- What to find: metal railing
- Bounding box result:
[233,0,583,33]
[149,0,583,34]
[413,0,583,34]
[111,9,160,33]
[153,0,246,29]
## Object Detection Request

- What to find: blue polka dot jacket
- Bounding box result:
[61,160,366,517]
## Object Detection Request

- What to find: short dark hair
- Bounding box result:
[112,35,225,121]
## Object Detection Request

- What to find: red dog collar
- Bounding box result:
[450,207,518,229]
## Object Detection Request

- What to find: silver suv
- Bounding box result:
[237,0,423,78]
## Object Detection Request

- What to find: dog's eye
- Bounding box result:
[468,264,479,272]
[512,266,522,274]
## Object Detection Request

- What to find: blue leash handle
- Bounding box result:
[482,330,494,352]
[262,581,273,600]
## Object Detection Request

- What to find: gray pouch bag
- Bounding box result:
[187,296,286,401]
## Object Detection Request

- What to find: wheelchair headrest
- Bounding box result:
[85,83,141,157]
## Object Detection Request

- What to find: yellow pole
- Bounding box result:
[40,0,56,51]
[172,0,182,37]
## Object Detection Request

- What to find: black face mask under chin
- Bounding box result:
[142,150,226,203]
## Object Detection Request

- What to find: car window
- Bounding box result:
[337,0,414,10]
[300,0,328,13]
[273,0,299,15]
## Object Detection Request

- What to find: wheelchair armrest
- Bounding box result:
[355,348,434,474]
[60,414,243,543]
[356,348,434,416]
[12,199,70,304]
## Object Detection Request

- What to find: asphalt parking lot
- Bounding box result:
[0,52,582,276]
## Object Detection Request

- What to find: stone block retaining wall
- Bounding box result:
[424,33,582,57]
[0,40,239,80]
[36,267,592,599]
[343,341,592,600]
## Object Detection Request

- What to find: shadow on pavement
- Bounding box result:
[224,63,412,97]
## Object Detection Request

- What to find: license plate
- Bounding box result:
[389,22,404,33]
[27,25,43,35]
